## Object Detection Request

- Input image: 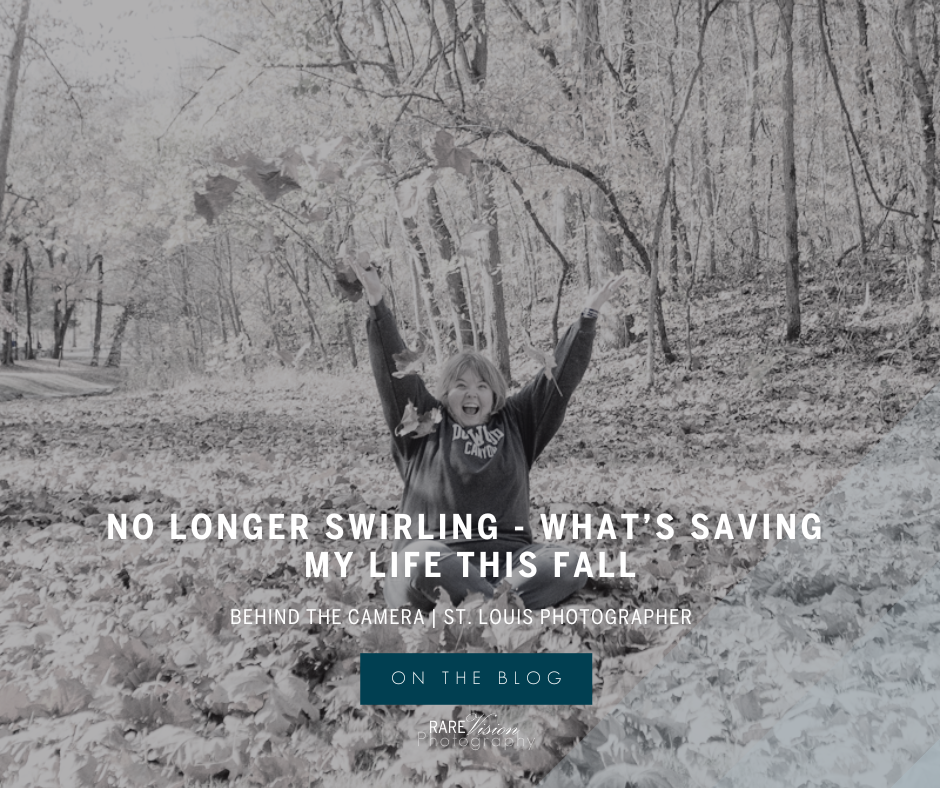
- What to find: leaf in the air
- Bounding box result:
[193,192,215,224]
[332,261,363,302]
[223,151,300,202]
[316,161,343,184]
[193,175,239,224]
[525,344,563,396]
[395,401,442,438]
[432,130,475,175]
[432,130,456,166]
[392,344,428,378]
[452,147,475,176]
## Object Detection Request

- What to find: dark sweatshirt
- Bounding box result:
[367,299,596,554]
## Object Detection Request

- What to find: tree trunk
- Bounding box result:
[469,0,487,85]
[741,0,761,272]
[854,0,885,176]
[419,0,455,88]
[106,303,135,368]
[0,0,28,221]
[53,299,75,361]
[780,0,801,340]
[177,249,202,362]
[400,213,444,363]
[618,0,639,118]
[576,0,621,277]
[668,191,680,292]
[696,63,717,277]
[22,244,33,359]
[471,163,511,382]
[343,310,358,368]
[0,0,28,366]
[427,187,473,349]
[843,130,867,261]
[899,0,935,302]
[218,291,230,344]
[274,249,330,367]
[439,0,473,86]
[579,192,593,290]
[670,187,692,289]
[576,0,602,95]
[644,0,719,384]
[1,261,12,366]
[368,0,399,84]
[90,254,103,365]
[224,235,245,335]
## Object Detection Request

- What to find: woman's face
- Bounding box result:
[446,368,494,428]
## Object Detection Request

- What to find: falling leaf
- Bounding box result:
[392,344,428,378]
[395,400,442,438]
[216,150,300,202]
[432,130,475,175]
[331,261,364,302]
[194,175,239,224]
[525,344,563,396]
[316,161,343,184]
[194,193,214,224]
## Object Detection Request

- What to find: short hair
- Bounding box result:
[436,351,508,414]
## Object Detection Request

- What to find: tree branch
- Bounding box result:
[27,35,84,132]
[182,35,240,55]
[489,156,573,343]
[818,0,916,221]
[156,65,225,150]
[487,126,650,272]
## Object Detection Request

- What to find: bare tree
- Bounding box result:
[779,0,801,340]
[0,0,30,366]
[898,0,935,302]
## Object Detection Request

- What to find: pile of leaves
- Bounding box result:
[0,280,937,787]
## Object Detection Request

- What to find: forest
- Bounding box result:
[1,0,939,380]
[2,0,940,786]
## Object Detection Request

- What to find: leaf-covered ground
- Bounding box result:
[1,278,938,787]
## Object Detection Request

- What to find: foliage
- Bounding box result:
[1,277,937,784]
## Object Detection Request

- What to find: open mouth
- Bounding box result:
[462,404,479,416]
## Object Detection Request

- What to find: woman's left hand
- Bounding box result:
[583,272,630,313]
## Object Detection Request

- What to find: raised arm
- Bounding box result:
[507,273,629,465]
[352,261,438,448]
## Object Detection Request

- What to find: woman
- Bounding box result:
[353,262,626,611]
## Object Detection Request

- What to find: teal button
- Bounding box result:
[360,653,592,705]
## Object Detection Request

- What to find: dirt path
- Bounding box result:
[0,359,123,401]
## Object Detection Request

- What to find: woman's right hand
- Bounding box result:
[350,259,385,306]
